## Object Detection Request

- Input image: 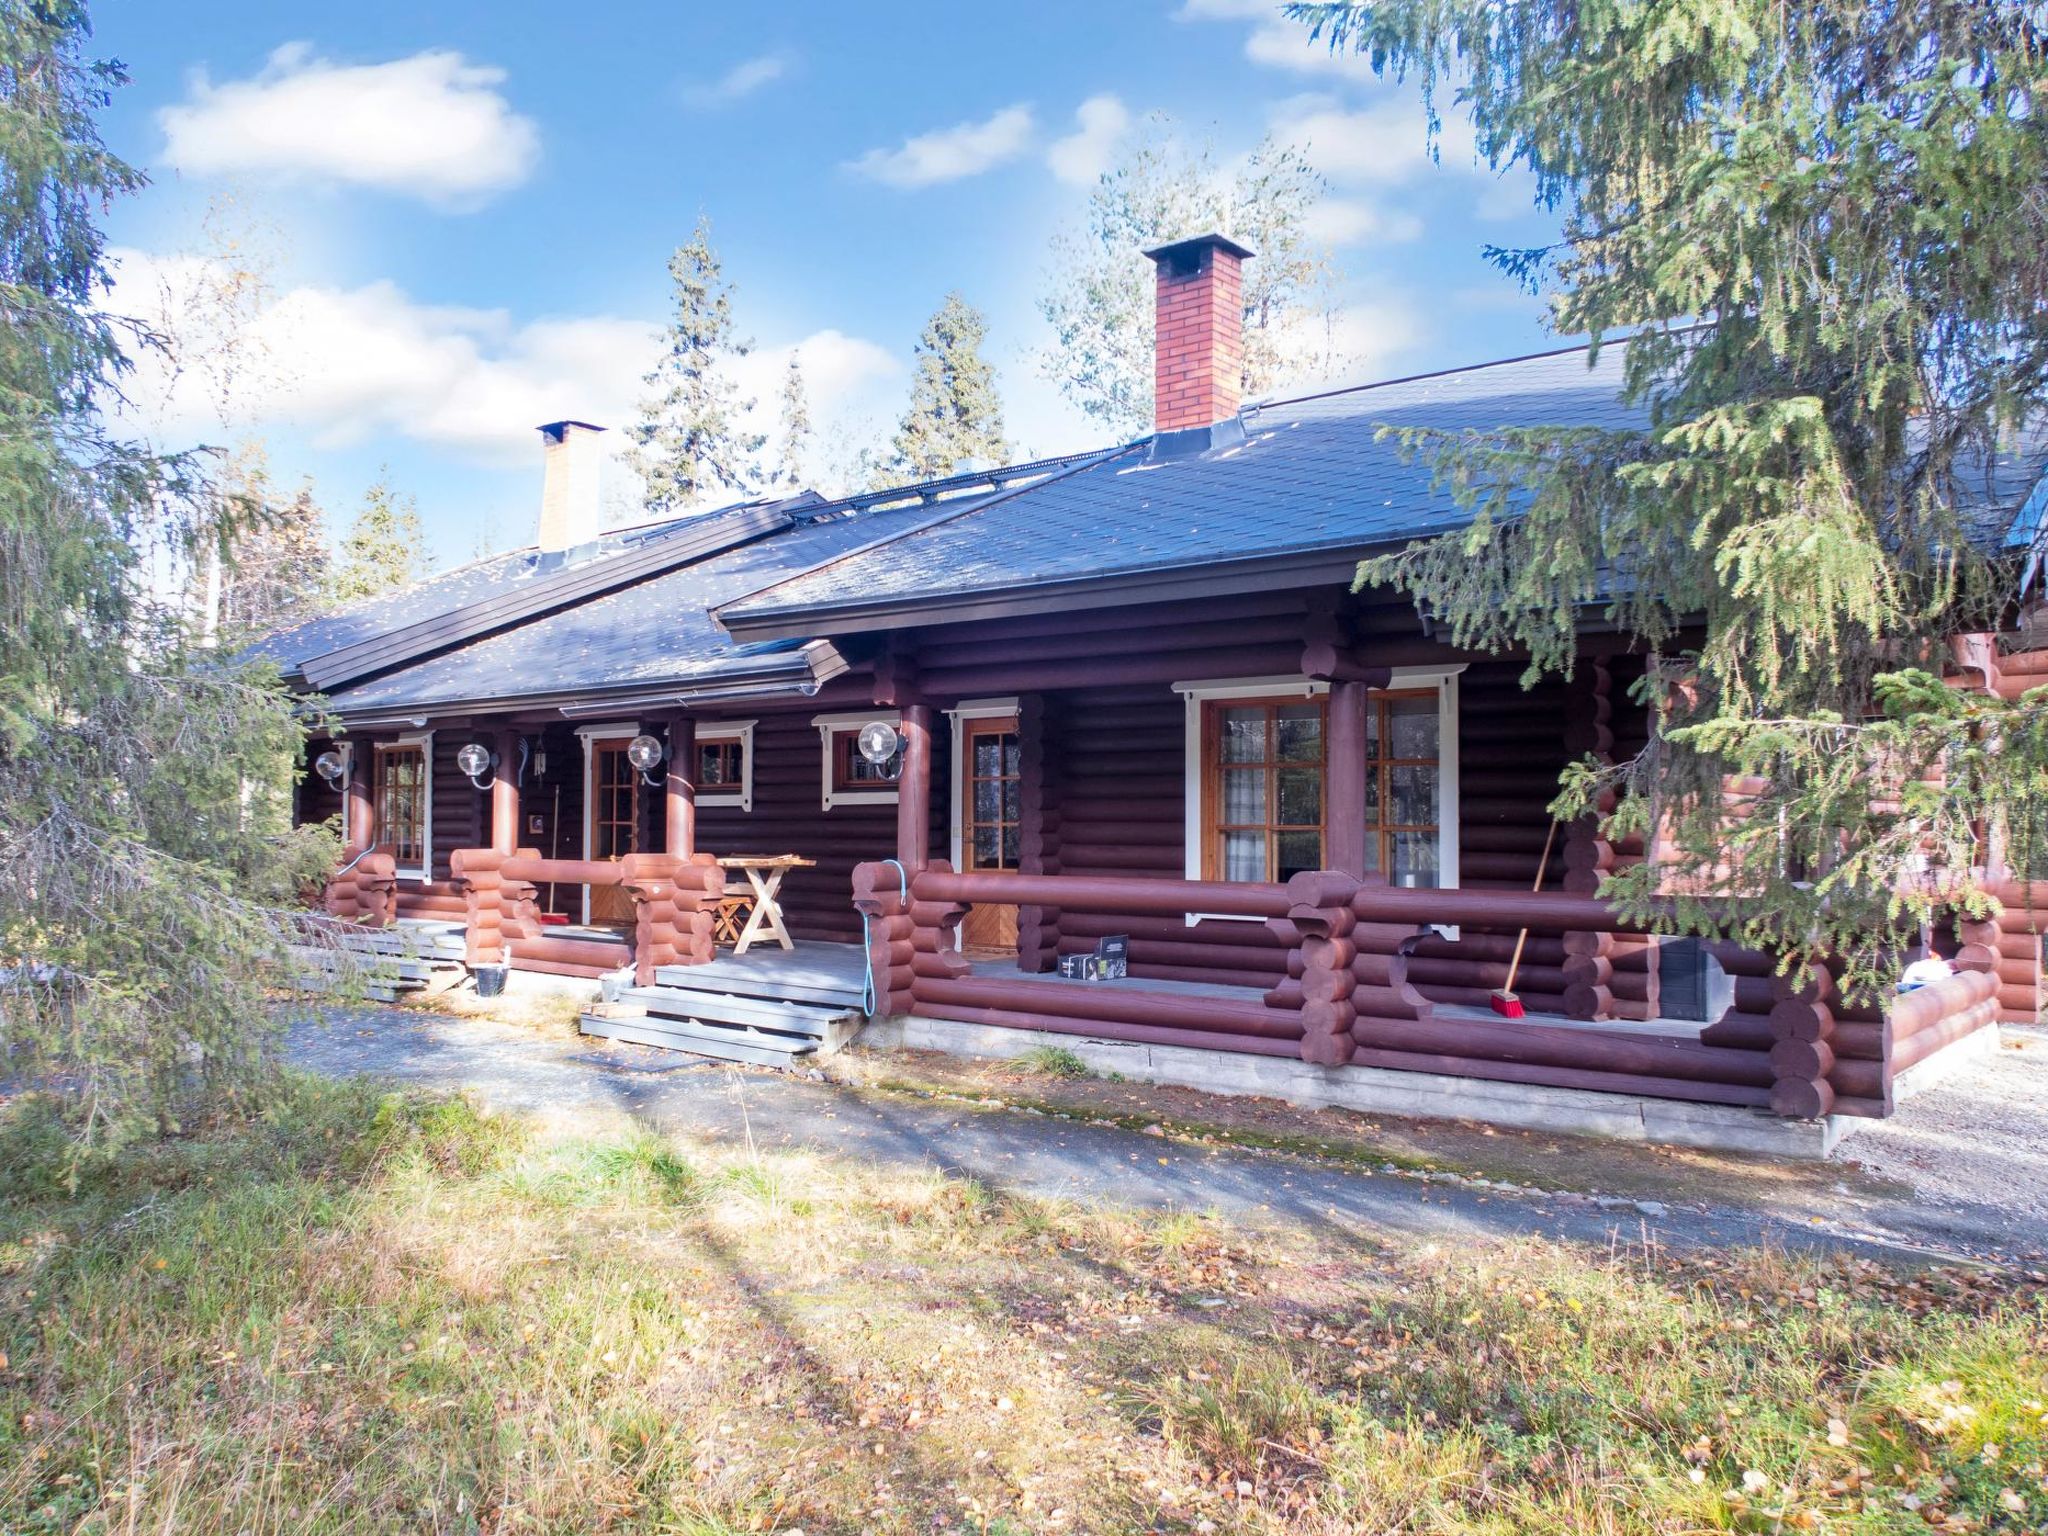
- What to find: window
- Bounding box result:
[1202,698,1326,882]
[1177,669,1462,909]
[372,738,431,879]
[699,740,742,787]
[962,717,1021,871]
[1366,691,1442,886]
[814,711,901,809]
[692,720,755,812]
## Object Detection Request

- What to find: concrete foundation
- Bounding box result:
[1892,1020,2001,1104]
[859,1013,1849,1158]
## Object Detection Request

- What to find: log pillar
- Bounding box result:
[1015,693,1064,972]
[1279,869,1360,1066]
[897,702,934,872]
[344,750,376,852]
[1765,958,1838,1118]
[490,728,521,855]
[665,714,697,858]
[1326,679,1371,878]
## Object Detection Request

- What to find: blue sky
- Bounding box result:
[93,0,1559,567]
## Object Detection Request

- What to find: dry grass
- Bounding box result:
[0,1078,2041,1534]
[405,984,593,1039]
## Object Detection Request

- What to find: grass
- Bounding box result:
[0,1077,2042,1534]
[1013,1044,1093,1080]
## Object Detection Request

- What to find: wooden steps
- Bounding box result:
[583,949,869,1066]
[289,918,467,1002]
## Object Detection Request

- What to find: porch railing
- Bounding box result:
[450,848,725,985]
[853,861,2000,1120]
[320,848,398,926]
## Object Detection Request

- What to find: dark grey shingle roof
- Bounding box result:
[719,344,1645,626]
[322,496,971,714]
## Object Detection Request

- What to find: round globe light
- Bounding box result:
[456,742,495,783]
[626,734,666,773]
[313,749,347,786]
[857,721,900,766]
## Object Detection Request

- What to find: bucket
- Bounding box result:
[474,963,508,998]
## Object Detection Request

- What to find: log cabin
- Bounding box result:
[265,235,2048,1153]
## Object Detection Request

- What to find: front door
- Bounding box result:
[586,739,638,926]
[959,715,1020,954]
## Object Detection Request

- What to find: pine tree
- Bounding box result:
[888,293,1009,483]
[774,355,812,492]
[628,215,765,514]
[1290,0,2048,989]
[195,442,329,642]
[329,472,426,604]
[1039,127,1344,438]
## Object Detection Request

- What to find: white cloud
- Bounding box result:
[1270,94,1477,185]
[681,53,789,108]
[157,42,539,207]
[1302,196,1423,247]
[1242,21,1378,80]
[1046,94,1131,186]
[1267,297,1427,395]
[847,104,1036,188]
[107,248,899,482]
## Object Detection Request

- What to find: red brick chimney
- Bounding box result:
[1143,232,1254,438]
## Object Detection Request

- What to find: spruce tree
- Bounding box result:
[628,215,765,513]
[0,0,333,1148]
[889,292,1009,483]
[329,472,426,604]
[774,355,812,492]
[1290,0,2048,989]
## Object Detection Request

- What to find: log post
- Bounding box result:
[1279,869,1360,1066]
[1766,958,1838,1118]
[853,860,916,1016]
[665,714,696,858]
[490,728,521,855]
[897,702,934,872]
[1015,693,1064,973]
[1326,680,1370,879]
[344,751,376,853]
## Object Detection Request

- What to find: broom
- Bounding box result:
[1490,818,1559,1018]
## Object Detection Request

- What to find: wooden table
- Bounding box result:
[716,854,816,954]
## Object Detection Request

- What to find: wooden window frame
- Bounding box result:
[1199,696,1328,883]
[1364,688,1443,884]
[693,719,755,813]
[1174,668,1463,921]
[372,733,433,881]
[813,710,900,810]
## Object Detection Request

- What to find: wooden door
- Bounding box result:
[960,716,1020,954]
[587,739,638,926]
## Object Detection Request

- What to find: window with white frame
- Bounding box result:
[813,710,901,810]
[693,720,755,812]
[1177,669,1461,905]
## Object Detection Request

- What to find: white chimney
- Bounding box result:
[536,420,606,552]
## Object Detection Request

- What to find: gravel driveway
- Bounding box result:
[283,1005,2048,1267]
[1832,1026,2048,1251]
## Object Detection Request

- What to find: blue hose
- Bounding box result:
[860,858,910,1016]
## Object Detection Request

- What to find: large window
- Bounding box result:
[373,739,430,878]
[1181,671,1460,899]
[1202,698,1326,882]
